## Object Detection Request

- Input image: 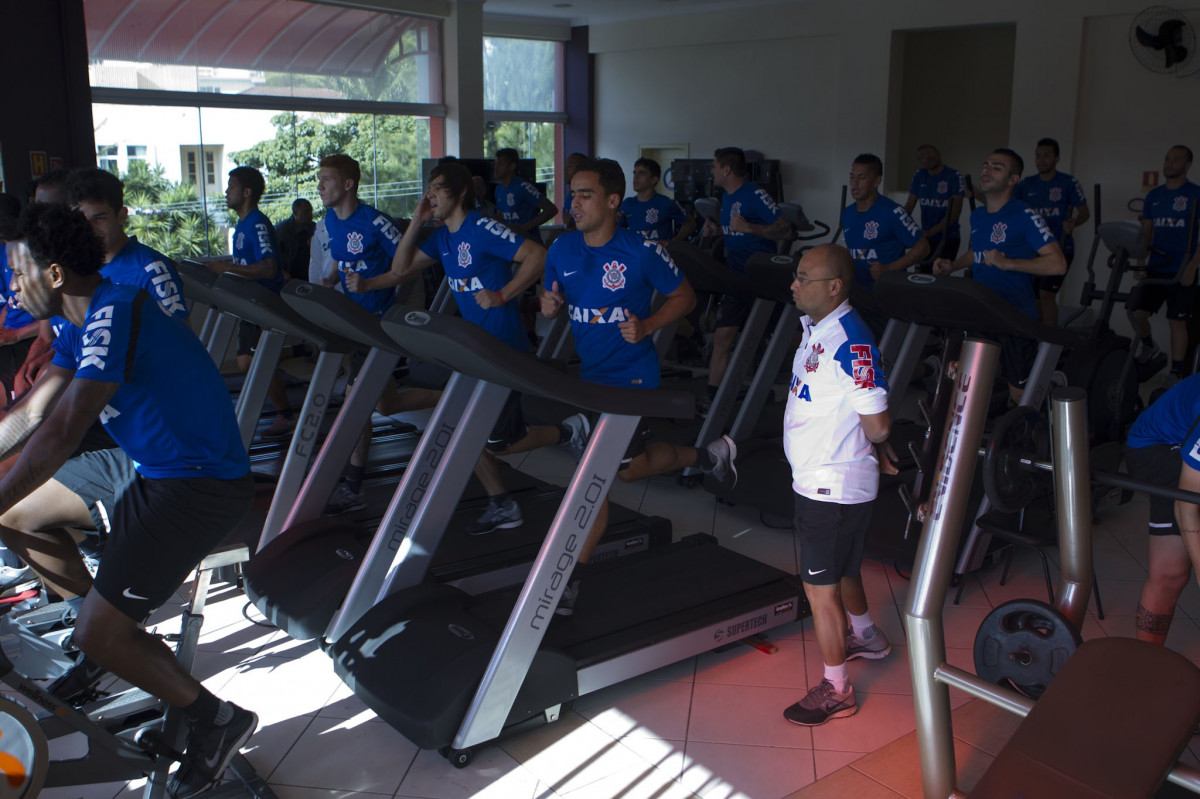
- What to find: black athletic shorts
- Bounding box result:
[1126,443,1181,536]
[583,411,650,469]
[715,292,754,330]
[794,493,873,586]
[1129,280,1197,322]
[1035,250,1075,295]
[236,320,263,357]
[996,334,1038,389]
[54,448,254,620]
[486,391,528,452]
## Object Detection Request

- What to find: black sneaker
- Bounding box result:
[554,580,580,617]
[47,655,107,706]
[167,705,258,799]
[782,680,857,726]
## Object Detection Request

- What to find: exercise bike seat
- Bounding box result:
[971,636,1200,799]
[1097,220,1148,260]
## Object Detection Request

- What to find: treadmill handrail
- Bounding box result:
[280,281,406,354]
[176,260,223,309]
[211,275,356,353]
[746,252,799,304]
[872,272,1087,348]
[666,241,758,296]
[380,305,695,420]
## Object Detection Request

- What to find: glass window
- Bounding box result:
[484,121,559,204]
[92,103,433,259]
[483,38,562,113]
[84,1,442,104]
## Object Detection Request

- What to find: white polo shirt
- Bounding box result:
[783,300,890,504]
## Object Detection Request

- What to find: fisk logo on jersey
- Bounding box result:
[1175,196,1189,212]
[850,345,877,389]
[863,221,879,240]
[346,232,364,255]
[568,304,630,324]
[602,261,627,291]
[477,217,518,243]
[145,261,187,317]
[255,222,274,255]
[373,214,402,244]
[804,343,823,373]
[990,222,1008,245]
[457,242,472,268]
[1027,209,1053,243]
[895,207,922,237]
[80,305,115,370]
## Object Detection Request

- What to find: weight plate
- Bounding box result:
[982,406,1049,513]
[973,599,1081,698]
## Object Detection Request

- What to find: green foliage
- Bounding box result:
[122,169,227,259]
[230,112,430,223]
[483,38,557,113]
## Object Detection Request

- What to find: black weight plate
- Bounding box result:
[973,598,1081,698]
[1088,346,1139,440]
[982,406,1049,513]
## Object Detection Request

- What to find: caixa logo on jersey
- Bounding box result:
[346,231,364,255]
[602,261,627,291]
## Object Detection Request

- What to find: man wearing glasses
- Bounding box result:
[781,244,895,727]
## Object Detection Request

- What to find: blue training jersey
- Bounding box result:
[840,196,923,289]
[908,167,965,243]
[544,229,683,389]
[0,244,36,331]
[495,177,544,231]
[721,182,781,273]
[969,199,1055,320]
[1014,172,1088,255]
[51,280,247,480]
[620,194,688,241]
[232,209,284,293]
[418,211,529,353]
[102,236,188,318]
[326,202,403,317]
[1128,373,1200,471]
[1141,181,1200,275]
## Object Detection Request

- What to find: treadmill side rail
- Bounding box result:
[452,413,640,750]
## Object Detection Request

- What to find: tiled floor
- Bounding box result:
[19,442,1200,799]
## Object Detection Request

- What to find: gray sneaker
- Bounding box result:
[560,414,591,460]
[783,680,857,726]
[468,498,523,536]
[555,579,580,617]
[0,564,35,592]
[324,483,366,516]
[704,435,738,487]
[845,624,892,661]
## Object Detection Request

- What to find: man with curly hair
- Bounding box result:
[0,203,258,798]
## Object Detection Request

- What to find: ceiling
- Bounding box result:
[481,0,795,27]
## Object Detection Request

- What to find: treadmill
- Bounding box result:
[242,283,671,642]
[320,303,808,763]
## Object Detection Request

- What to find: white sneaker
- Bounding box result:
[704,435,738,487]
[560,414,591,460]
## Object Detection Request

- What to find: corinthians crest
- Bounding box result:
[863,221,879,240]
[804,343,824,373]
[347,231,364,255]
[990,222,1008,245]
[602,260,626,291]
[457,242,472,267]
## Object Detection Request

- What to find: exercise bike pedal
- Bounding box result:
[134,727,185,762]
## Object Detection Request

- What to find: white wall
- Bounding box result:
[594,33,841,216]
[590,0,1200,343]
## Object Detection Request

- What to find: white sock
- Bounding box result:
[823,662,849,693]
[848,611,874,638]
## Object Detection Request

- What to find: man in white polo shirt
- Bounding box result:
[781,244,895,727]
